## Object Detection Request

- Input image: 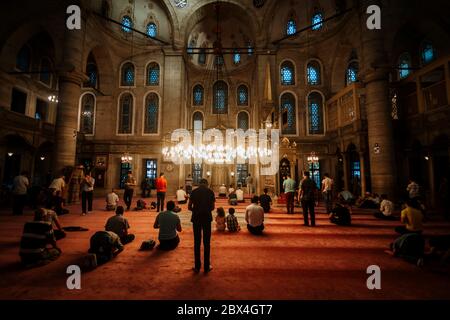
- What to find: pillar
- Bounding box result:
[361,5,397,197]
[359,151,366,195]
[428,156,436,208]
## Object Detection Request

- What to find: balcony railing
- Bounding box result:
[326,83,362,130]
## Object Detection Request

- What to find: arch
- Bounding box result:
[307,91,325,135]
[116,91,135,135]
[280,59,296,86]
[78,92,96,136]
[143,91,160,135]
[279,91,298,136]
[146,61,160,86]
[39,57,52,87]
[85,45,114,94]
[237,111,250,130]
[146,22,158,38]
[398,52,412,80]
[286,10,298,36]
[213,80,228,114]
[237,84,249,106]
[192,111,204,131]
[306,59,322,85]
[192,83,204,106]
[119,61,135,87]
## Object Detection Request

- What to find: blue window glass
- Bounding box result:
[198,49,206,64]
[307,63,320,85]
[351,161,361,180]
[309,162,321,188]
[16,46,30,72]
[144,93,158,134]
[312,12,323,30]
[85,63,97,88]
[237,85,248,106]
[193,85,204,106]
[146,23,157,38]
[421,42,435,64]
[121,63,134,86]
[280,61,295,85]
[280,93,296,135]
[187,39,196,55]
[234,52,241,65]
[80,94,95,134]
[346,61,358,85]
[398,53,411,79]
[287,19,297,35]
[237,112,249,130]
[213,81,228,114]
[147,63,160,85]
[308,92,323,135]
[121,16,133,33]
[119,94,133,134]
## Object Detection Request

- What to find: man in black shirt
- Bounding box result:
[298,171,318,227]
[259,188,272,213]
[188,178,215,273]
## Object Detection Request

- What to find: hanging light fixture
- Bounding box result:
[121,152,133,163]
[40,156,45,161]
[307,151,319,163]
[7,152,13,157]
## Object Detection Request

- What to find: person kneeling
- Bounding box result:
[106,189,119,211]
[374,194,396,220]
[395,199,424,235]
[88,231,124,265]
[245,196,265,235]
[154,200,182,250]
[226,208,241,232]
[329,203,351,226]
[105,206,135,244]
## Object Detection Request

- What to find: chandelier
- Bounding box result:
[307,152,319,163]
[121,152,133,163]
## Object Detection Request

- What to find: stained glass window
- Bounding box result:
[16,45,31,72]
[193,112,203,131]
[287,19,297,35]
[121,16,133,33]
[398,53,411,79]
[307,61,321,85]
[39,58,51,86]
[312,12,323,30]
[346,61,358,85]
[237,112,249,130]
[421,41,435,65]
[144,93,159,134]
[309,162,321,188]
[144,159,157,189]
[80,93,95,135]
[280,61,295,85]
[146,23,157,38]
[147,62,160,86]
[213,81,228,114]
[121,63,134,86]
[234,51,241,65]
[237,85,249,106]
[198,48,206,64]
[280,93,296,135]
[119,93,133,134]
[193,85,204,106]
[308,92,324,135]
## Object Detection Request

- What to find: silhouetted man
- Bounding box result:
[299,171,317,227]
[188,178,215,273]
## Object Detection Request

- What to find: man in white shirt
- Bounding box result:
[12,171,29,215]
[228,184,235,195]
[245,196,265,235]
[49,175,66,194]
[374,194,396,220]
[245,174,254,196]
[322,173,334,214]
[218,184,227,197]
[81,172,95,215]
[106,189,120,211]
[176,186,188,204]
[236,187,244,202]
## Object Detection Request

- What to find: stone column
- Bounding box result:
[359,151,366,195]
[361,5,397,197]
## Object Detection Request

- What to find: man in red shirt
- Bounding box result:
[155,172,167,212]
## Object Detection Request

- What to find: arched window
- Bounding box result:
[39,58,52,86]
[146,22,157,38]
[213,81,228,114]
[280,93,296,135]
[237,112,249,130]
[121,15,133,33]
[312,12,323,30]
[198,48,206,65]
[308,92,324,135]
[398,52,412,79]
[307,61,321,85]
[193,111,203,131]
[16,45,31,72]
[421,41,436,65]
[346,61,358,85]
[121,62,135,86]
[287,18,297,36]
[118,93,133,134]
[85,63,98,88]
[146,62,160,86]
[280,61,295,86]
[193,84,204,106]
[237,85,249,106]
[144,93,159,134]
[80,93,95,135]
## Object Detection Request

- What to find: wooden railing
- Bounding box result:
[326,83,362,130]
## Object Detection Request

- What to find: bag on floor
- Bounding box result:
[139,239,156,251]
[393,233,425,261]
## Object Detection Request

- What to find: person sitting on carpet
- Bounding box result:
[236,187,244,203]
[337,190,355,214]
[374,194,396,220]
[134,199,147,211]
[106,189,119,211]
[53,190,69,216]
[19,209,62,267]
[176,186,188,205]
[329,203,351,226]
[259,188,272,213]
[36,207,66,240]
[226,208,240,232]
[215,207,226,231]
[357,192,379,209]
[228,189,238,206]
[245,196,265,235]
[218,184,227,198]
[228,184,235,195]
[395,199,424,235]
[88,231,124,265]
[105,206,135,244]
[153,200,182,251]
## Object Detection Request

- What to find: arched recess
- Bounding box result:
[84,45,114,94]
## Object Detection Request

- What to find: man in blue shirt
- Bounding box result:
[154,201,182,250]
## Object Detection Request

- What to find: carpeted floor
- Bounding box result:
[0,196,449,300]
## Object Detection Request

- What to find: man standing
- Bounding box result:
[81,172,95,216]
[245,174,254,196]
[245,196,265,235]
[298,171,317,227]
[283,175,296,214]
[322,173,333,214]
[188,178,215,273]
[155,172,167,212]
[124,171,136,211]
[185,174,193,196]
[12,171,29,215]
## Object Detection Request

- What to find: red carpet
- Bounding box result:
[0,197,449,300]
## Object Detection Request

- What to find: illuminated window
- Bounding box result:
[85,63,98,88]
[144,93,159,134]
[309,162,321,188]
[280,92,296,135]
[398,52,411,79]
[121,62,135,86]
[193,85,204,106]
[147,62,160,86]
[287,19,297,35]
[192,164,203,185]
[312,12,323,30]
[280,61,295,85]
[346,61,358,85]
[146,23,157,38]
[213,81,228,114]
[421,41,436,65]
[118,93,133,134]
[237,85,249,106]
[121,16,133,33]
[308,92,324,135]
[80,93,95,135]
[307,61,321,85]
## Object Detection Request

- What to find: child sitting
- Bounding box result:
[215,207,226,231]
[226,208,241,232]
